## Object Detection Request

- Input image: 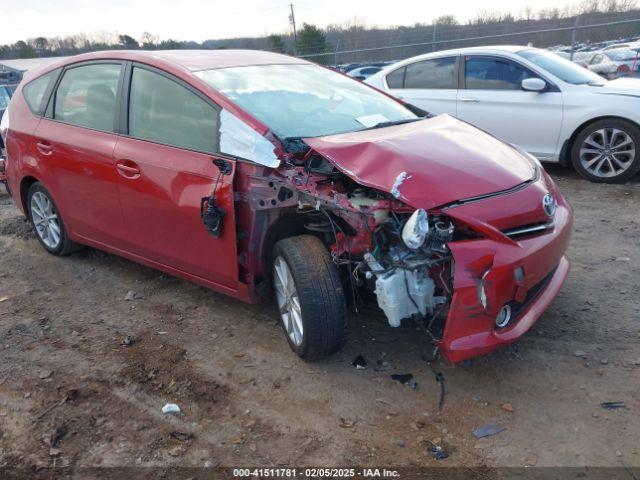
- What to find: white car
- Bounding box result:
[366,46,640,183]
[587,50,640,78]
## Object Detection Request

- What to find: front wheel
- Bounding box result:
[272,235,346,361]
[571,119,640,183]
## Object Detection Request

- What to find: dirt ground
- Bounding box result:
[0,165,639,475]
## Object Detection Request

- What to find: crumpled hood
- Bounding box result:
[593,78,640,98]
[303,114,535,210]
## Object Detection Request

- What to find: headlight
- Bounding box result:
[402,208,429,250]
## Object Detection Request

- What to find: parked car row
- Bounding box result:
[555,47,640,79]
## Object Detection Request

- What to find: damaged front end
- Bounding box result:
[252,138,484,362]
[252,116,572,363]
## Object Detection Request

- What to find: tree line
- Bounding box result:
[1,0,639,64]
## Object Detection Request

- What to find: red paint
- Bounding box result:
[4,50,573,363]
[304,114,536,210]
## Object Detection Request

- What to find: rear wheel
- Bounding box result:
[571,119,640,183]
[27,183,79,256]
[272,235,346,360]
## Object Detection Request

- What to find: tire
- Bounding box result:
[272,235,347,360]
[571,118,640,183]
[27,183,79,256]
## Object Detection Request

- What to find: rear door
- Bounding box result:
[384,56,458,115]
[456,55,563,160]
[113,64,239,289]
[34,61,126,244]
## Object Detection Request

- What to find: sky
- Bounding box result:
[2,0,578,44]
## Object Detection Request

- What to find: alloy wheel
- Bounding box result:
[273,256,304,346]
[30,191,61,249]
[579,127,635,179]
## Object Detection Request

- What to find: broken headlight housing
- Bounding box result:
[401,208,429,250]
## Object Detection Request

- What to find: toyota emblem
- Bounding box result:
[542,193,557,217]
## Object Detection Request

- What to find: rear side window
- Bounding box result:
[465,57,536,90]
[0,87,10,109]
[404,57,457,89]
[23,71,57,115]
[386,67,406,88]
[128,67,219,154]
[53,63,121,132]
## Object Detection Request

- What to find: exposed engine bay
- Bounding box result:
[251,144,465,337]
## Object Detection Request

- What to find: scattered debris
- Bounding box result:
[574,350,587,358]
[428,443,449,460]
[50,426,67,448]
[162,403,181,415]
[600,402,625,410]
[124,290,142,302]
[122,336,135,347]
[38,370,53,380]
[473,423,506,439]
[0,296,9,303]
[614,257,630,262]
[501,403,514,412]
[170,431,194,442]
[352,354,368,369]
[431,367,446,411]
[339,417,355,428]
[600,358,609,365]
[391,373,417,389]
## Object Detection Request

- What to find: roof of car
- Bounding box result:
[48,49,309,72]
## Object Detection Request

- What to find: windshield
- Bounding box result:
[606,50,639,61]
[196,64,416,138]
[518,49,606,85]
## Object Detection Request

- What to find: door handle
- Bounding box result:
[36,140,53,156]
[115,160,141,179]
[460,97,480,103]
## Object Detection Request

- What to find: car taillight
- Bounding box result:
[617,64,631,74]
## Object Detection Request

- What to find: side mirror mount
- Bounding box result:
[522,77,547,92]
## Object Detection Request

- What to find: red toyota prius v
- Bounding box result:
[0,50,572,363]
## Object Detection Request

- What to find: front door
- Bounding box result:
[114,65,238,289]
[456,55,563,160]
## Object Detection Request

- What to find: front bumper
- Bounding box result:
[439,199,572,363]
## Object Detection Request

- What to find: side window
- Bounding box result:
[0,88,10,110]
[591,54,604,64]
[386,67,406,88]
[129,67,219,154]
[404,57,457,89]
[23,71,57,115]
[53,63,121,131]
[465,57,536,90]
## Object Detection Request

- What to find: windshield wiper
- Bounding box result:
[366,118,422,130]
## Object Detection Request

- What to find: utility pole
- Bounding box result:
[289,3,298,54]
[432,22,437,52]
[570,15,580,61]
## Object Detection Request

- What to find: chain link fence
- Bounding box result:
[298,11,640,79]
